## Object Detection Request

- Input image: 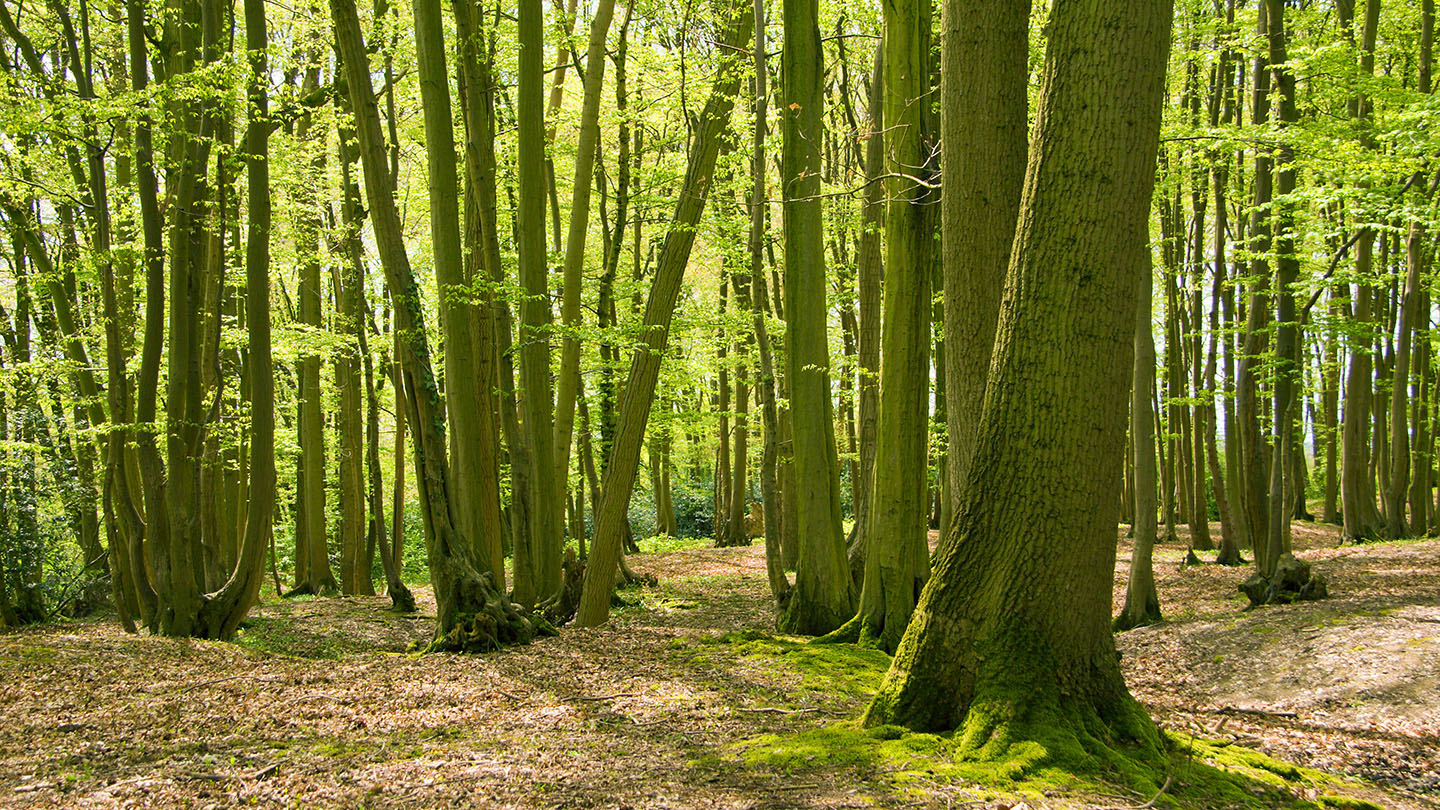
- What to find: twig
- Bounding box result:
[1218,706,1298,719]
[733,706,822,714]
[571,692,638,702]
[178,672,258,693]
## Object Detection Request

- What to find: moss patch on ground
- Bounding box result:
[705,631,1387,810]
[675,629,892,699]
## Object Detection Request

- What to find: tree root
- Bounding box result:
[1239,553,1328,608]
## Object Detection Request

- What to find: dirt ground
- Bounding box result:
[1,523,1437,809]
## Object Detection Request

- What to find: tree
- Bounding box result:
[778,0,854,635]
[330,0,542,650]
[941,0,1028,525]
[823,0,936,652]
[1116,254,1162,631]
[575,0,754,627]
[515,0,564,607]
[865,0,1173,764]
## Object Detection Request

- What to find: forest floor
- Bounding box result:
[1,522,1437,809]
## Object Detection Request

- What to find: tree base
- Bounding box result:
[385,583,417,614]
[1238,554,1328,608]
[539,548,585,626]
[868,671,1163,786]
[1213,544,1246,567]
[426,572,555,653]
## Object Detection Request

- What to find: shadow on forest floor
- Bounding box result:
[0,524,1434,809]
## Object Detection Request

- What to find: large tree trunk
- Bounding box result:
[777,0,853,635]
[575,2,753,627]
[865,0,1171,762]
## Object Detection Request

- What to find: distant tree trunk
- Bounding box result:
[749,0,789,606]
[337,103,403,605]
[778,0,854,635]
[1322,296,1342,525]
[292,65,336,597]
[848,43,884,580]
[1261,0,1301,577]
[1235,0,1272,558]
[715,280,732,542]
[575,2,752,627]
[865,0,1171,746]
[1117,254,1161,631]
[1411,1,1435,536]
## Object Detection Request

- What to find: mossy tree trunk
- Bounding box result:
[865,0,1172,765]
[778,0,854,635]
[824,0,936,651]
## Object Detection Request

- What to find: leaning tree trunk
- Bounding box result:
[866,0,1171,765]
[575,1,753,627]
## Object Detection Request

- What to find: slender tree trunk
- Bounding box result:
[517,0,563,604]
[575,2,752,627]
[1118,254,1161,630]
[292,64,336,596]
[748,0,789,606]
[553,0,621,514]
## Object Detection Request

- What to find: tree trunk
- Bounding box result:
[777,0,854,635]
[575,1,753,627]
[292,65,336,597]
[1117,255,1161,631]
[865,0,1171,761]
[331,0,543,649]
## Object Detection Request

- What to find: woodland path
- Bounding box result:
[0,525,1436,809]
